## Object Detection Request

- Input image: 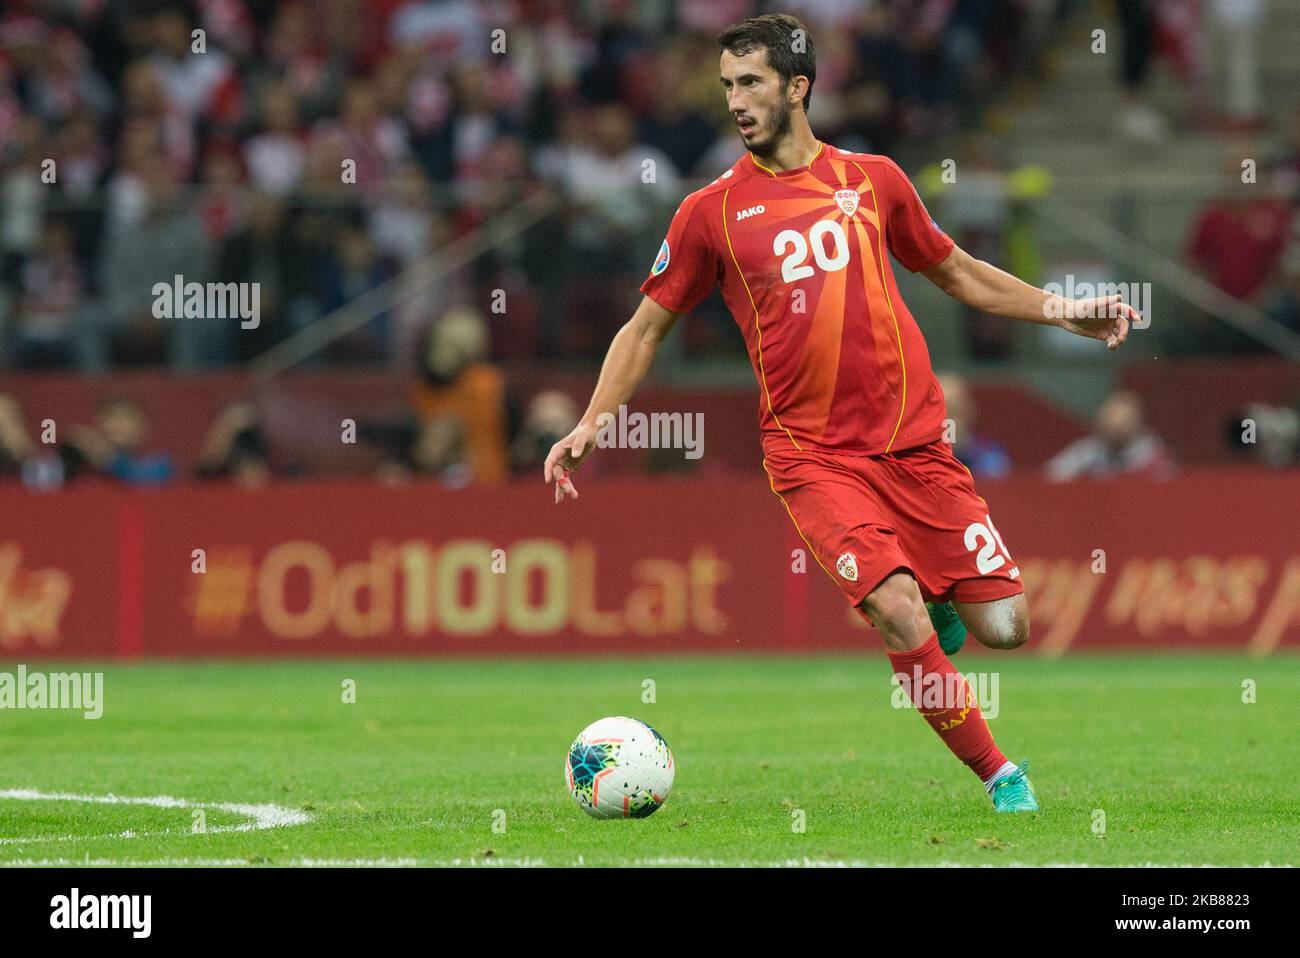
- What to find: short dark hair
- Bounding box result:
[718,14,817,112]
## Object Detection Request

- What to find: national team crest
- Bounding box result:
[834,189,860,217]
[836,552,859,582]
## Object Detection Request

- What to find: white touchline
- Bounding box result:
[0,788,311,845]
[0,856,1283,868]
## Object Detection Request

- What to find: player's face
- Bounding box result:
[720,49,795,156]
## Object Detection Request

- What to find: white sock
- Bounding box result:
[983,760,1018,794]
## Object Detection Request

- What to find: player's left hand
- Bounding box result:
[1058,294,1139,350]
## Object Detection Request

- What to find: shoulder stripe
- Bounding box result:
[851,161,908,453]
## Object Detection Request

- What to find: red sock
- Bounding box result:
[888,633,1007,782]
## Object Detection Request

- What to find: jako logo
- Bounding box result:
[735,205,765,221]
[50,888,151,939]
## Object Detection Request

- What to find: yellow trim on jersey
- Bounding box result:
[722,188,802,451]
[750,141,824,178]
[851,161,907,453]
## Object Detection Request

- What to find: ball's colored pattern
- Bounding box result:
[564,716,674,819]
[566,741,620,805]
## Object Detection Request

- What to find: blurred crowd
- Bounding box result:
[1,0,1293,372]
[1,0,1296,491]
[0,0,1094,371]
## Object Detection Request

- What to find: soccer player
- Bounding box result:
[544,14,1139,811]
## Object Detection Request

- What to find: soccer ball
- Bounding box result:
[565,716,674,819]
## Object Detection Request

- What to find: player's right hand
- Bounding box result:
[544,422,597,504]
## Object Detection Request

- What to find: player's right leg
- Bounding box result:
[857,570,932,651]
[926,600,969,655]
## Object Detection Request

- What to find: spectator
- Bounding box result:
[409,306,508,484]
[25,27,114,126]
[147,7,240,132]
[1226,400,1300,468]
[936,372,1012,479]
[243,83,308,197]
[8,218,86,370]
[0,394,35,479]
[118,59,195,184]
[216,194,294,360]
[376,415,471,488]
[1183,147,1294,352]
[539,102,680,355]
[104,117,164,232]
[195,147,249,245]
[1208,0,1266,132]
[320,226,397,361]
[1114,0,1167,142]
[195,401,274,485]
[510,390,580,476]
[839,3,914,155]
[0,393,79,489]
[1045,390,1176,481]
[309,78,410,195]
[0,115,46,284]
[368,161,436,265]
[243,3,339,126]
[51,108,110,208]
[99,162,215,367]
[1188,150,1293,302]
[69,397,175,486]
[636,48,720,177]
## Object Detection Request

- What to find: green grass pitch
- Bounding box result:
[1,654,1296,866]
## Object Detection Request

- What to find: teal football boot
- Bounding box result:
[990,760,1039,813]
[926,601,967,655]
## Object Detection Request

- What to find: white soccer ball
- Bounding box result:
[564,716,675,819]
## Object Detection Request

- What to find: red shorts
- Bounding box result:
[762,438,1024,615]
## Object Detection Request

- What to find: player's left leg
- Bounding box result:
[859,574,1027,808]
[953,592,1031,650]
[869,441,1038,810]
[882,440,1027,656]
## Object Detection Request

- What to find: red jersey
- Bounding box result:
[640,141,955,457]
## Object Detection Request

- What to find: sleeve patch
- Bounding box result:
[651,239,670,276]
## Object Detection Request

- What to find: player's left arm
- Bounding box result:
[921,245,1138,350]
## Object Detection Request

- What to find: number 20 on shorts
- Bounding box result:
[965,514,1019,578]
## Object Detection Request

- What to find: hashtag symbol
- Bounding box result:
[188,548,255,636]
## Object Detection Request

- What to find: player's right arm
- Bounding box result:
[544,295,682,503]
